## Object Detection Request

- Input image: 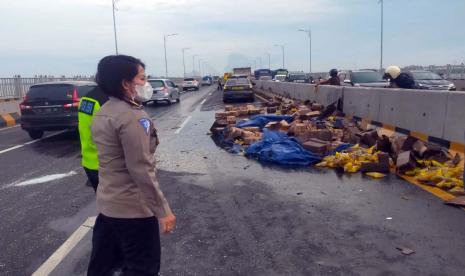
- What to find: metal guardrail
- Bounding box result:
[0,76,197,99]
[0,77,94,99]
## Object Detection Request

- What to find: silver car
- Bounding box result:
[144,79,180,105]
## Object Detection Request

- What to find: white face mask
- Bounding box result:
[134,82,153,102]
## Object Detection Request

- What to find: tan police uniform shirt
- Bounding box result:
[91,97,172,219]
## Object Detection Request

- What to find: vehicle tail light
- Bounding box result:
[64,88,80,108]
[20,94,32,110]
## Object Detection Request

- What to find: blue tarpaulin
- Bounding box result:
[236,115,293,129]
[245,129,351,166]
[212,116,351,166]
[245,129,320,166]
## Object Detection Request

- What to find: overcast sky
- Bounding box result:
[0,0,464,77]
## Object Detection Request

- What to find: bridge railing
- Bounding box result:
[0,77,94,99]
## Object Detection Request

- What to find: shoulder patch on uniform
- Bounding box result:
[79,99,95,115]
[138,118,151,135]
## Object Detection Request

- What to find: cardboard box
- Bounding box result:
[227,116,236,125]
[242,127,260,133]
[302,140,328,154]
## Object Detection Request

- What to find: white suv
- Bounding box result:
[182,78,200,91]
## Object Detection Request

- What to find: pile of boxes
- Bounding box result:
[211,96,464,193]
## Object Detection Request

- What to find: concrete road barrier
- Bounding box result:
[343,87,382,121]
[377,89,448,139]
[254,80,465,145]
[443,91,465,143]
[315,85,343,107]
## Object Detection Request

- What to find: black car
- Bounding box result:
[406,70,456,91]
[20,81,96,139]
[288,71,312,83]
[223,77,254,102]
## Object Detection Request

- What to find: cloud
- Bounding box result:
[0,0,463,76]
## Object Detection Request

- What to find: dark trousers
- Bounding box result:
[87,214,161,276]
[84,167,99,192]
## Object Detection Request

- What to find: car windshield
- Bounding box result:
[351,72,384,83]
[411,72,443,80]
[184,78,195,81]
[148,80,164,88]
[226,78,250,86]
[77,85,96,97]
[289,74,307,80]
[27,84,75,101]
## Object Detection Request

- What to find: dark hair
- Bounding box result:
[95,55,145,99]
[329,69,338,77]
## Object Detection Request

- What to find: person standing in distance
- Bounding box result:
[87,55,176,275]
[78,85,109,192]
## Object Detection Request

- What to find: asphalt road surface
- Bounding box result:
[1,85,465,276]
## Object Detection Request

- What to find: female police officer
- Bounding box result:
[87,55,176,275]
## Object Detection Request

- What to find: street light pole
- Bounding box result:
[298,28,312,73]
[379,0,384,71]
[192,54,198,76]
[112,0,118,55]
[182,48,189,78]
[163,33,178,77]
[198,59,202,76]
[274,44,285,68]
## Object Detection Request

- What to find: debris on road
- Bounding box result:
[444,196,465,207]
[396,247,415,255]
[210,96,464,196]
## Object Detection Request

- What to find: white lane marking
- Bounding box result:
[0,130,67,155]
[32,216,96,276]
[0,125,20,132]
[175,115,192,134]
[200,99,206,105]
[0,145,23,154]
[10,171,77,187]
[209,92,212,96]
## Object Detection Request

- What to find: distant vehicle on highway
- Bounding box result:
[233,67,252,77]
[20,81,96,139]
[272,68,288,79]
[223,77,255,102]
[223,72,233,81]
[182,78,200,91]
[259,76,272,81]
[212,76,220,83]
[201,76,213,86]
[144,79,180,105]
[406,70,456,91]
[254,69,273,80]
[342,70,388,88]
[288,71,312,83]
[273,75,287,82]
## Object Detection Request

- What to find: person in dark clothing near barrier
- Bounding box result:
[316,69,341,87]
[383,65,416,89]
